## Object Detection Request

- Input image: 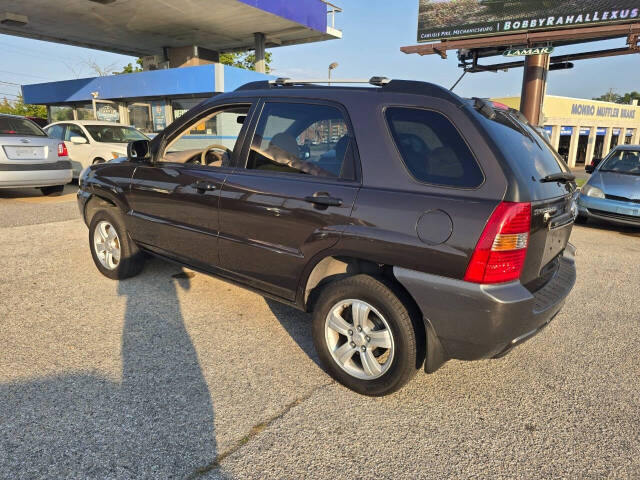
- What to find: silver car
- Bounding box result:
[577,145,640,226]
[0,114,72,195]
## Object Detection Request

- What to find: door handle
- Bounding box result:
[192,180,216,193]
[304,192,343,207]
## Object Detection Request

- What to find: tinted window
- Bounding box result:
[600,149,640,175]
[64,124,88,141]
[481,109,565,179]
[0,116,46,136]
[385,107,483,188]
[46,124,65,140]
[247,102,353,179]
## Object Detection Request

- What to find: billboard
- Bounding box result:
[418,0,640,42]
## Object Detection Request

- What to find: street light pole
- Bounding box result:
[328,62,338,85]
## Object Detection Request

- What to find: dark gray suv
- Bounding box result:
[78,78,577,396]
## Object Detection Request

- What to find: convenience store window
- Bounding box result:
[172,97,215,134]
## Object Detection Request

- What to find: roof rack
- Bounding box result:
[234,78,463,106]
[269,76,390,86]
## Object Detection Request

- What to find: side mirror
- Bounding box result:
[69,136,87,144]
[585,164,594,174]
[592,157,603,167]
[127,139,151,161]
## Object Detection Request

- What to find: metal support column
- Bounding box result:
[568,128,580,167]
[254,32,266,73]
[602,127,613,157]
[585,126,597,165]
[519,54,549,126]
[550,125,561,151]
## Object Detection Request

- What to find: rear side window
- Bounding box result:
[385,107,483,188]
[46,124,65,140]
[0,116,46,136]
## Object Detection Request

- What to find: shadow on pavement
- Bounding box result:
[264,298,322,369]
[0,260,223,479]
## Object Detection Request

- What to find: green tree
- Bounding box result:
[593,89,640,104]
[115,57,144,74]
[219,51,272,73]
[0,94,47,119]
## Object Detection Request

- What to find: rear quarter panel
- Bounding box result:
[333,91,508,279]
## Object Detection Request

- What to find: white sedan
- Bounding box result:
[44,120,150,178]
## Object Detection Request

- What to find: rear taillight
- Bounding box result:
[464,202,531,284]
[58,143,68,157]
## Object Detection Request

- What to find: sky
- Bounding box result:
[1,0,638,102]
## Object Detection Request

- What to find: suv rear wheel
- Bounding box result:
[89,208,145,279]
[312,275,421,396]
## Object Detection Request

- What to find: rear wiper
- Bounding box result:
[540,172,576,183]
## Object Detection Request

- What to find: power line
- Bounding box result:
[0,79,21,86]
[0,69,49,80]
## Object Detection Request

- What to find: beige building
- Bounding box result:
[492,95,640,167]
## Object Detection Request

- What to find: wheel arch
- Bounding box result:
[300,253,447,373]
[82,191,126,225]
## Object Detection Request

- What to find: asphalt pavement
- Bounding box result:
[0,189,638,479]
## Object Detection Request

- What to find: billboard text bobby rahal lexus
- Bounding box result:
[418,0,639,42]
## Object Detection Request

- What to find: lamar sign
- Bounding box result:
[417,0,639,42]
[503,46,554,56]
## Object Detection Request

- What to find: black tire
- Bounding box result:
[575,214,588,224]
[88,208,145,280]
[40,185,64,196]
[92,157,106,165]
[312,274,423,396]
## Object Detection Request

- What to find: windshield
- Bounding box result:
[84,125,148,143]
[600,149,640,176]
[0,116,46,136]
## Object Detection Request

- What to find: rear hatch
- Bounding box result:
[0,116,60,165]
[472,103,577,289]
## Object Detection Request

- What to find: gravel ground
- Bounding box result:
[0,185,79,227]
[0,193,638,479]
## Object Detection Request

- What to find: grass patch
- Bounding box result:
[576,178,587,187]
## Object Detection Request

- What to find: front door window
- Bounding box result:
[162,105,251,167]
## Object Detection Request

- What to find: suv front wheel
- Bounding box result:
[312,275,422,396]
[89,208,145,279]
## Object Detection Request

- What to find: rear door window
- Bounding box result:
[246,102,355,179]
[385,107,484,188]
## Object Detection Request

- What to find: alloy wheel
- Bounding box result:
[324,299,395,380]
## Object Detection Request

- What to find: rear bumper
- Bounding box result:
[0,161,73,188]
[394,244,576,363]
[578,193,640,226]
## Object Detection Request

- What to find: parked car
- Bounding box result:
[0,113,72,195]
[577,145,640,226]
[44,120,150,178]
[77,78,577,396]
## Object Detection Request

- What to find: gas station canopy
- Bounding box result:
[0,0,341,56]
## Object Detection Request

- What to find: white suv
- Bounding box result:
[44,121,150,178]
